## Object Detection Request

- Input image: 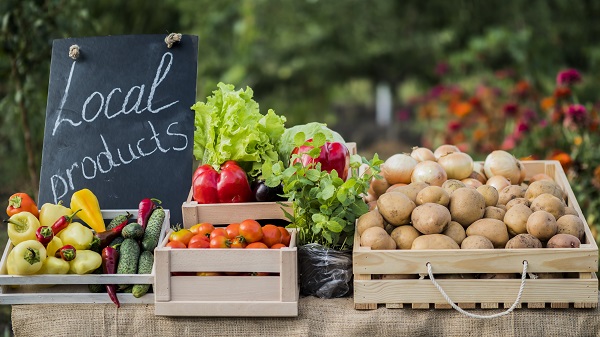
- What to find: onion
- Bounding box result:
[382,154,418,185]
[483,150,524,184]
[461,178,483,189]
[434,144,460,160]
[370,177,391,197]
[410,146,436,162]
[437,152,473,180]
[485,175,511,191]
[411,160,447,186]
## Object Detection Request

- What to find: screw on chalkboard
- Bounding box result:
[164,33,182,48]
[69,45,80,60]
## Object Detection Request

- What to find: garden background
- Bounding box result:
[1,0,600,333]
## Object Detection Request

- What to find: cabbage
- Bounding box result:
[278,122,346,167]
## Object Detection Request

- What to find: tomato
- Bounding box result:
[188,234,210,248]
[239,219,263,243]
[225,223,240,240]
[230,237,247,249]
[197,272,223,276]
[261,224,282,247]
[166,241,186,249]
[210,235,231,248]
[210,228,228,240]
[270,243,286,249]
[246,242,268,249]
[195,223,215,238]
[169,228,195,246]
[278,227,291,246]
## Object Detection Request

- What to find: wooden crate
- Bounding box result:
[181,142,357,228]
[353,160,599,310]
[154,206,299,317]
[0,209,170,304]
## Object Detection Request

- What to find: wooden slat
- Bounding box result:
[280,249,297,302]
[165,248,292,273]
[0,284,154,304]
[354,273,377,310]
[170,276,281,301]
[153,249,170,302]
[181,201,292,227]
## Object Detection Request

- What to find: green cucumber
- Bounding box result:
[106,212,132,230]
[122,223,144,240]
[141,208,165,252]
[116,238,140,290]
[88,267,104,293]
[109,236,125,251]
[132,251,154,298]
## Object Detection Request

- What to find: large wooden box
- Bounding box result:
[154,206,299,317]
[353,160,599,310]
[0,209,170,304]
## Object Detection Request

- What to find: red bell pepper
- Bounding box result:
[192,161,254,204]
[291,139,350,180]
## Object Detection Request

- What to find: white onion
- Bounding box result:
[468,170,487,184]
[485,175,511,191]
[411,160,447,186]
[461,178,483,189]
[434,144,460,160]
[410,146,436,162]
[437,152,474,180]
[483,150,524,184]
[382,154,418,184]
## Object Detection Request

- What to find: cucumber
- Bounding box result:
[122,223,144,240]
[109,236,125,251]
[106,212,131,230]
[132,251,154,298]
[116,238,140,290]
[141,208,165,252]
[88,267,104,293]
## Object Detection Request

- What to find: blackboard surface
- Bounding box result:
[38,34,199,225]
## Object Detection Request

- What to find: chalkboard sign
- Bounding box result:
[38,34,199,225]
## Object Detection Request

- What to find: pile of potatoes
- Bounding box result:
[359,146,586,252]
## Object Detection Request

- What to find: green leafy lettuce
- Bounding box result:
[192,83,286,178]
[278,122,346,167]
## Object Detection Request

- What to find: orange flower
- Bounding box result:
[513,80,530,97]
[554,87,572,99]
[473,129,486,142]
[540,97,556,110]
[449,101,472,118]
[549,151,573,171]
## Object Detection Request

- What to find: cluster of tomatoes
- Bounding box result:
[167,219,291,249]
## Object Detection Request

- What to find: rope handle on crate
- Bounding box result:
[426,260,528,319]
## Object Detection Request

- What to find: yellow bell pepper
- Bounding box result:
[46,236,64,258]
[69,250,102,274]
[5,211,40,245]
[39,201,71,228]
[38,256,70,274]
[7,240,47,275]
[70,189,105,233]
[58,222,94,250]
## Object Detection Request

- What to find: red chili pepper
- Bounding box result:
[292,139,350,180]
[192,161,254,204]
[55,245,76,261]
[51,209,82,235]
[138,198,160,230]
[96,221,129,249]
[102,246,120,308]
[35,226,54,247]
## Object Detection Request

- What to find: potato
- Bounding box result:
[357,209,385,236]
[476,185,499,207]
[386,181,429,203]
[505,234,543,249]
[466,218,509,248]
[441,221,466,245]
[495,204,507,211]
[556,214,585,242]
[376,192,416,226]
[479,273,518,279]
[530,193,566,220]
[411,203,451,234]
[530,173,554,183]
[416,186,450,207]
[411,234,460,250]
[497,185,526,205]
[546,233,581,248]
[385,223,395,235]
[460,235,494,249]
[381,274,419,280]
[526,210,558,241]
[535,273,564,279]
[506,197,530,210]
[370,176,391,197]
[360,227,396,250]
[368,200,378,211]
[564,206,578,216]
[390,225,421,250]
[483,206,506,221]
[503,204,533,236]
[461,178,483,189]
[449,187,486,227]
[525,180,565,201]
[442,179,466,195]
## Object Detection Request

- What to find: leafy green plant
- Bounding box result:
[262,132,382,250]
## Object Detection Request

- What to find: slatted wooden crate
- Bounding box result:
[353,160,599,310]
[0,209,170,304]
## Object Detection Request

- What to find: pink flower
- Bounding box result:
[516,120,530,134]
[501,136,517,151]
[563,104,587,128]
[503,103,519,117]
[556,69,582,87]
[435,62,449,76]
[447,120,462,132]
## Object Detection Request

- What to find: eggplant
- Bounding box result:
[252,180,285,202]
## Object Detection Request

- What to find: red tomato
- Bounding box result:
[210,235,231,248]
[169,228,195,246]
[261,224,282,247]
[195,223,215,238]
[166,241,186,249]
[270,243,286,249]
[190,222,212,235]
[246,242,268,249]
[188,234,210,248]
[225,223,240,240]
[278,227,291,246]
[239,219,263,243]
[230,237,247,249]
[210,227,228,240]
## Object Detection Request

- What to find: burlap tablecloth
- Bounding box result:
[11,296,600,337]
